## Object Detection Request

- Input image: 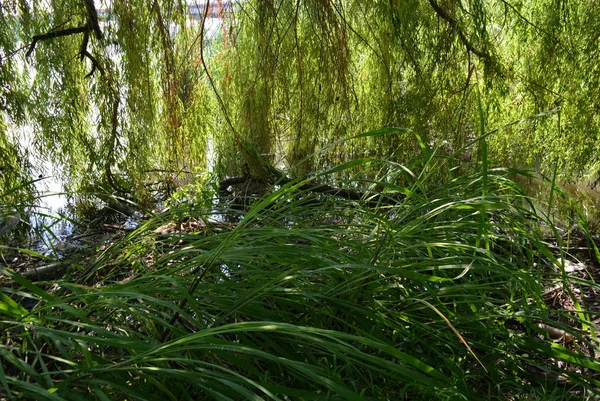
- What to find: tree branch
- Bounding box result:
[26,1,104,76]
[26,26,89,57]
[427,0,490,60]
[84,0,103,40]
[104,97,129,195]
[82,49,104,77]
[218,172,407,207]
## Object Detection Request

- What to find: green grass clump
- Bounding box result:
[1,152,599,400]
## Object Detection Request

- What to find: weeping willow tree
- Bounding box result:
[0,0,599,206]
[213,0,600,181]
[0,0,214,208]
[4,2,600,399]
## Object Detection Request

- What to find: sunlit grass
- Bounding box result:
[1,148,599,400]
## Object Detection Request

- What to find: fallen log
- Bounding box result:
[22,262,67,280]
[219,171,407,208]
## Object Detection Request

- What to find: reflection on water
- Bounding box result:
[28,173,142,256]
[30,178,75,255]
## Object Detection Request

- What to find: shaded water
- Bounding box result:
[24,176,142,257]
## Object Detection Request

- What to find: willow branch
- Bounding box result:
[163,1,219,344]
[104,98,129,195]
[427,0,490,60]
[27,25,103,77]
[84,0,103,40]
[26,26,89,57]
[198,0,239,141]
[82,50,104,77]
[26,1,103,76]
[499,0,552,38]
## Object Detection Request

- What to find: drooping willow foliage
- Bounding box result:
[0,0,599,203]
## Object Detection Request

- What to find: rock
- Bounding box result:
[0,212,21,236]
[555,258,586,273]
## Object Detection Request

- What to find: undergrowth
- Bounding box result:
[1,134,600,400]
